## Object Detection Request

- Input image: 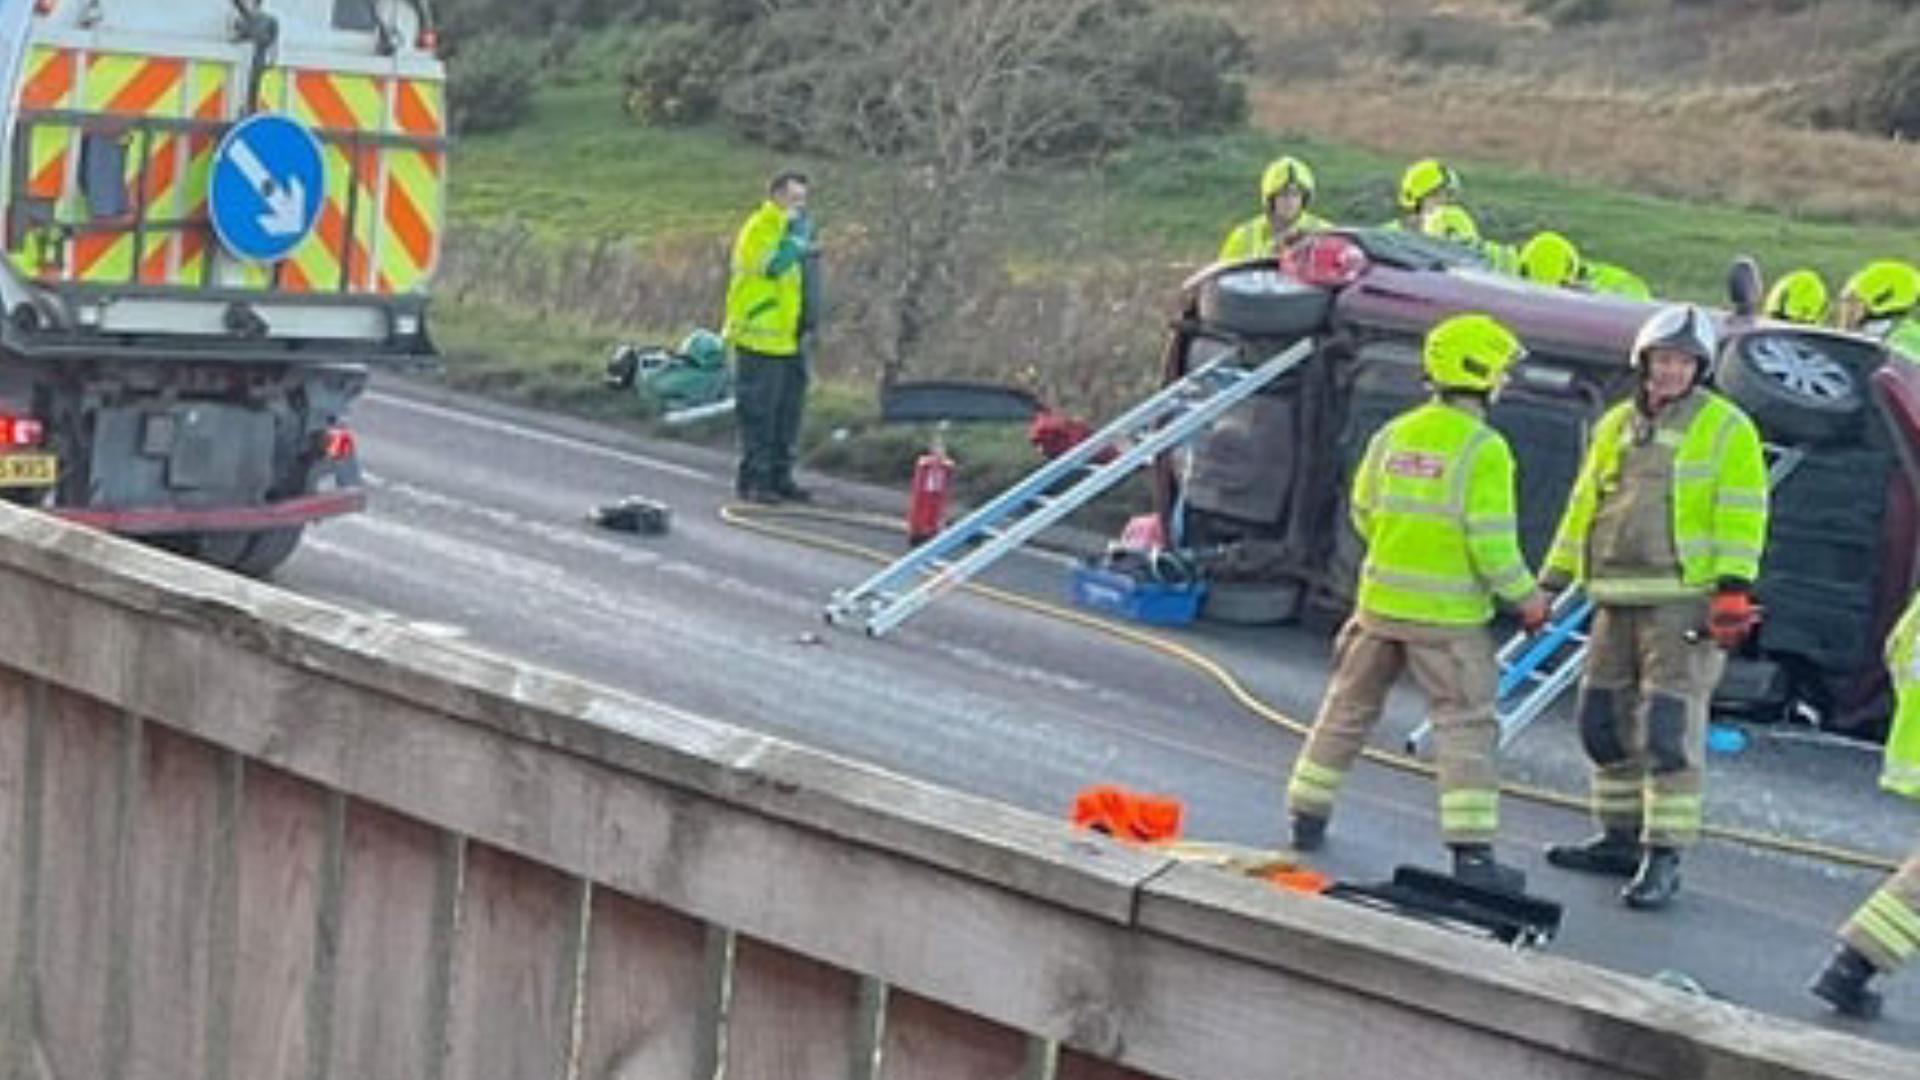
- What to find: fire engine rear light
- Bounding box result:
[0,417,44,448]
[33,0,56,15]
[418,29,439,52]
[1281,234,1370,289]
[321,427,356,461]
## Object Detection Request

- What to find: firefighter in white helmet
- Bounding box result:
[1541,305,1769,910]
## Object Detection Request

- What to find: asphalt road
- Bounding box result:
[275,381,1920,1049]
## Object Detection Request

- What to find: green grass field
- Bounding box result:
[431,83,1920,513]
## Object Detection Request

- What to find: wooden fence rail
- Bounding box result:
[0,505,1910,1080]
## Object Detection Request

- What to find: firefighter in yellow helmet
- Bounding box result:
[1809,586,1920,1019]
[1541,305,1769,910]
[1428,205,1520,274]
[1836,260,1920,361]
[1391,158,1462,233]
[1285,313,1549,892]
[1219,156,1329,260]
[1763,269,1831,326]
[1517,231,1651,300]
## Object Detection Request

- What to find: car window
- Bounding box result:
[1349,228,1486,272]
[332,0,380,32]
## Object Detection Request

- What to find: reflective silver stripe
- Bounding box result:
[1363,567,1485,596]
[1466,514,1517,531]
[1454,426,1492,513]
[1714,492,1767,511]
[1675,464,1716,482]
[1376,494,1456,519]
[1715,543,1764,562]
[1588,574,1698,602]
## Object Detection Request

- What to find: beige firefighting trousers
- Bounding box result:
[1287,615,1501,846]
[1576,600,1723,848]
[1842,851,1920,974]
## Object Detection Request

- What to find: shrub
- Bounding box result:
[1842,44,1920,139]
[447,35,537,134]
[623,20,738,125]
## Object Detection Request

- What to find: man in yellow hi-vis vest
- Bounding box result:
[1285,313,1549,893]
[1542,305,1769,910]
[1219,156,1329,261]
[725,170,816,504]
[1808,590,1920,1019]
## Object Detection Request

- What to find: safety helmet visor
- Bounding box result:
[1631,304,1717,375]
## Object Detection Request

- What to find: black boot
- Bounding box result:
[1290,813,1328,852]
[1810,945,1884,1020]
[1621,846,1681,910]
[1545,828,1642,877]
[1452,844,1527,894]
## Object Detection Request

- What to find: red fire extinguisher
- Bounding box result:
[906,425,954,546]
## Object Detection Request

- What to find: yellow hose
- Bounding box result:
[720,502,1903,874]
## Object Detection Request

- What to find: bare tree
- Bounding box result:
[723,0,1168,386]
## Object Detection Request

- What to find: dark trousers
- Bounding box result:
[734,346,809,495]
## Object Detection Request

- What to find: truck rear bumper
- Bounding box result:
[51,489,368,535]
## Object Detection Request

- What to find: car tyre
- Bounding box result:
[1716,332,1866,447]
[1198,267,1331,339]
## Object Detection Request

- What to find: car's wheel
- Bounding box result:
[1198,267,1331,339]
[1716,332,1866,446]
[230,527,306,579]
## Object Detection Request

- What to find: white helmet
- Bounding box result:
[1630,304,1717,383]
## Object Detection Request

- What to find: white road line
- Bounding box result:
[367,392,714,482]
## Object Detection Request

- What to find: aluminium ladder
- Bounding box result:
[1405,441,1808,755]
[825,338,1315,637]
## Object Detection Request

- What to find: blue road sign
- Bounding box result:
[210,114,326,264]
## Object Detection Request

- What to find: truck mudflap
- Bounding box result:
[52,487,364,534]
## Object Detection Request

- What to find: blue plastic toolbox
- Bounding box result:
[1069,564,1207,625]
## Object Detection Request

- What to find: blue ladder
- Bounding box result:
[825,338,1315,637]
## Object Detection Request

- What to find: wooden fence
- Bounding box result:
[0,504,1910,1080]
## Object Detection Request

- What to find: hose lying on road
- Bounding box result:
[718,501,1902,874]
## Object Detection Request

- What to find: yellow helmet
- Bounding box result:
[1398,158,1461,213]
[1424,313,1526,394]
[1763,269,1830,325]
[1425,205,1481,245]
[1260,156,1316,206]
[1518,232,1582,288]
[1840,260,1920,321]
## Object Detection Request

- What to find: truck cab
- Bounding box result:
[0,0,444,575]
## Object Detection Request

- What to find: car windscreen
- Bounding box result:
[1345,228,1489,272]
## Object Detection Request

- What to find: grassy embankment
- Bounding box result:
[433,83,1920,509]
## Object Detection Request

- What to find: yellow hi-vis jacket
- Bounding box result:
[1545,391,1768,602]
[724,200,804,357]
[1883,590,1920,799]
[1218,212,1330,261]
[1351,399,1535,625]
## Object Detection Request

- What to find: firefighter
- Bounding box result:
[1516,232,1651,300]
[1428,205,1519,274]
[1220,156,1329,260]
[725,170,816,504]
[1390,158,1462,233]
[1809,589,1920,1019]
[1764,269,1831,326]
[1541,305,1769,910]
[1835,260,1920,360]
[1285,313,1549,893]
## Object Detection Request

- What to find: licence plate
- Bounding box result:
[0,454,56,488]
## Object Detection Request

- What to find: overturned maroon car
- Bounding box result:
[1163,229,1916,735]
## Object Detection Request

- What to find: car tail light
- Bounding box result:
[1282,234,1370,289]
[33,0,56,14]
[0,415,44,448]
[321,427,356,461]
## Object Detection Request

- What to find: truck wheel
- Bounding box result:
[1716,332,1866,446]
[1198,267,1331,339]
[231,527,306,579]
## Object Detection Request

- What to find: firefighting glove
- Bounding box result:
[1706,582,1760,651]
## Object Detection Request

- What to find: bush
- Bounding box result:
[1119,6,1251,134]
[622,21,739,126]
[1834,44,1920,139]
[447,35,537,134]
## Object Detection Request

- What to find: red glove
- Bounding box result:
[1707,588,1760,650]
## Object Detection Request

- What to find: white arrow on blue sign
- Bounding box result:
[210,114,327,264]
